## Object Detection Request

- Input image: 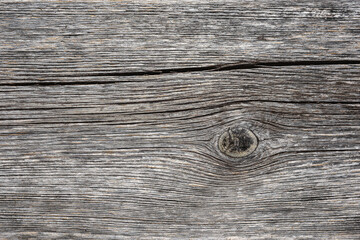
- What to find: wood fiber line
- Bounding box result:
[1,59,360,86]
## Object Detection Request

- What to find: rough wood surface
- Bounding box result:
[1,65,359,239]
[0,1,360,239]
[1,0,360,83]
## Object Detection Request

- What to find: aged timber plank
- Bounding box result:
[0,65,359,239]
[0,0,359,83]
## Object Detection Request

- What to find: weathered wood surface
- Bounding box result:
[1,66,359,239]
[0,0,360,83]
[0,1,360,239]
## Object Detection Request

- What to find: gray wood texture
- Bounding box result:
[1,0,360,82]
[0,1,359,239]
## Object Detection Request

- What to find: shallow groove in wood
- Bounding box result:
[1,59,360,86]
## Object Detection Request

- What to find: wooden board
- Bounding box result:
[0,1,359,239]
[1,0,360,82]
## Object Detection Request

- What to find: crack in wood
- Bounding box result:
[2,59,359,86]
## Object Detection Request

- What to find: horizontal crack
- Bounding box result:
[2,59,360,86]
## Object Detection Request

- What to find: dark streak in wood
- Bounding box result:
[0,59,359,86]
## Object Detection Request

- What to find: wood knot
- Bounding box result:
[218,126,258,158]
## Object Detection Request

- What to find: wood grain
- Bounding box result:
[0,0,359,83]
[0,65,359,239]
[1,0,360,239]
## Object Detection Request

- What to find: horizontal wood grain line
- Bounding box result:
[2,59,360,86]
[1,101,359,115]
